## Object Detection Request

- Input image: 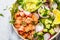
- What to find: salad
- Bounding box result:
[10,0,60,40]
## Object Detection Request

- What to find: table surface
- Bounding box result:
[0,0,22,40]
[0,0,60,40]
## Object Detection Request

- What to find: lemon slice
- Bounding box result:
[53,9,60,24]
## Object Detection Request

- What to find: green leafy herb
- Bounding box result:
[38,37,44,40]
[0,14,4,16]
[9,20,15,24]
[16,0,23,5]
[10,3,18,20]
[43,8,49,16]
[33,32,38,38]
[39,6,50,17]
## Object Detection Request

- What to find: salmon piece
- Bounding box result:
[28,24,35,30]
[32,15,38,24]
[22,17,26,21]
[14,19,22,28]
[14,11,39,39]
[18,30,24,35]
[16,17,22,20]
[15,11,20,19]
[24,33,29,39]
[27,31,35,40]
[18,26,25,31]
[14,23,20,29]
[24,24,35,32]
[25,17,33,24]
[15,19,22,24]
[24,26,31,32]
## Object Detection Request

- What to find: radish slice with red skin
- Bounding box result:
[35,23,44,32]
[19,12,25,17]
[18,6,32,17]
[44,33,51,40]
[23,11,32,17]
[18,6,24,11]
[51,3,57,9]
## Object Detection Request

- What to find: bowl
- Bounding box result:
[12,24,60,40]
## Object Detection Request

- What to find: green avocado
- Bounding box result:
[49,28,55,35]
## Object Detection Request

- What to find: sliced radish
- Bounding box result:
[44,33,50,40]
[35,23,44,32]
[19,12,25,17]
[33,13,39,19]
[23,11,31,17]
[48,35,53,40]
[18,6,23,11]
[51,3,57,9]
